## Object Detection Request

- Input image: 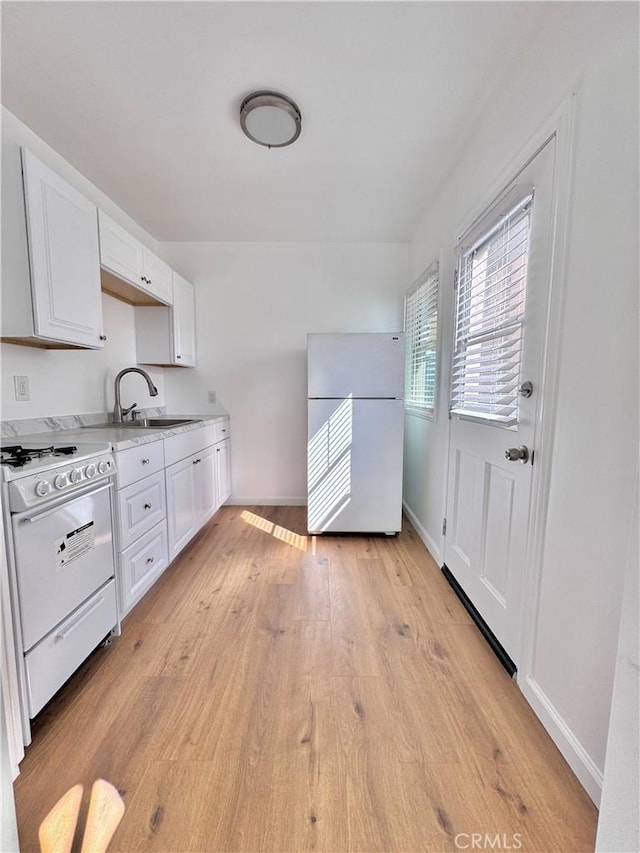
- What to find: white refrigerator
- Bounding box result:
[307,332,405,534]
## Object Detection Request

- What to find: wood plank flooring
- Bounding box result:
[14,506,597,852]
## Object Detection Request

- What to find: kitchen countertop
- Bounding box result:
[2,414,229,452]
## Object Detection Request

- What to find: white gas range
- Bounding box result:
[1,440,120,745]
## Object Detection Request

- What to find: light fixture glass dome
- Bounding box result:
[240,91,302,148]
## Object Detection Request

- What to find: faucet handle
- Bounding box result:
[121,403,138,420]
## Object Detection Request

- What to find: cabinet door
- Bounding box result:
[165,455,198,560]
[142,248,173,305]
[116,470,166,550]
[98,210,143,286]
[197,445,218,524]
[172,273,196,366]
[118,522,168,616]
[215,439,232,507]
[22,149,104,348]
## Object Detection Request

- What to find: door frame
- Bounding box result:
[442,92,578,673]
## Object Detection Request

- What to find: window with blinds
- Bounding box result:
[451,188,534,426]
[405,260,439,416]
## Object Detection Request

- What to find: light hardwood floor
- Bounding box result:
[14,506,597,852]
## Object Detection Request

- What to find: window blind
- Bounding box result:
[450,191,533,425]
[405,260,439,414]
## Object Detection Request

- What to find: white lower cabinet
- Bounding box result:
[114,422,231,615]
[114,438,167,617]
[118,523,168,615]
[215,438,231,507]
[165,454,199,561]
[165,422,231,561]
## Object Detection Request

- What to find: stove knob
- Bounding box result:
[70,467,83,483]
[98,460,110,475]
[85,463,97,479]
[35,479,51,497]
[54,473,68,490]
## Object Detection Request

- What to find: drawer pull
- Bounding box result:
[55,595,105,640]
[146,556,155,565]
[143,502,152,510]
[141,458,150,465]
[193,458,201,465]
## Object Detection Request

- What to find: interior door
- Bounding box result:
[443,138,556,665]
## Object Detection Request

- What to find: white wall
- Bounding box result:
[0,108,165,421]
[160,242,408,503]
[596,472,639,852]
[405,3,638,799]
[403,2,639,802]
[0,296,165,421]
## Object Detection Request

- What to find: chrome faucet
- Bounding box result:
[113,367,158,423]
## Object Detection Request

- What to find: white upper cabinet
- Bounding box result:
[98,210,172,306]
[172,273,196,366]
[141,247,172,304]
[97,209,142,285]
[1,148,105,349]
[135,272,196,368]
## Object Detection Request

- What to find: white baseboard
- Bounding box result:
[402,500,442,564]
[227,497,307,507]
[520,675,603,805]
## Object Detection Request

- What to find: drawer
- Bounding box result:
[115,440,164,489]
[25,579,117,717]
[118,521,169,616]
[164,424,216,467]
[117,470,166,550]
[213,420,230,443]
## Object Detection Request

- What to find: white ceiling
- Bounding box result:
[1,2,549,243]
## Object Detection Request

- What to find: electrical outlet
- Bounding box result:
[14,375,30,401]
[208,390,216,404]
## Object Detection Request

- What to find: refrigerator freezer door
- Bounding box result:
[307,398,404,533]
[308,333,405,399]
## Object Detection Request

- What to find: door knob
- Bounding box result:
[505,445,530,463]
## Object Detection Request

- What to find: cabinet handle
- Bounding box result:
[144,502,152,510]
[216,448,220,453]
[193,458,201,465]
[176,354,182,359]
[55,595,104,640]
[146,556,155,564]
[99,334,107,341]
[141,458,150,465]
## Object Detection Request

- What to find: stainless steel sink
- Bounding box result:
[82,418,201,429]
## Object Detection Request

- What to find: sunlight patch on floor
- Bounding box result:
[240,510,309,552]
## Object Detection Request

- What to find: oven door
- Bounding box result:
[12,482,115,651]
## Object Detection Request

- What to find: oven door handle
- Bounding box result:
[16,482,112,524]
[55,593,106,640]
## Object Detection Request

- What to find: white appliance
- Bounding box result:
[307,332,405,534]
[1,441,118,743]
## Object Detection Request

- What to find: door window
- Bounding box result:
[451,186,534,426]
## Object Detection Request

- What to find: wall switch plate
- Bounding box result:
[208,390,216,404]
[14,375,29,401]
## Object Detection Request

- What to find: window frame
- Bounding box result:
[404,259,439,420]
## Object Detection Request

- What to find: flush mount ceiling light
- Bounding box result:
[240,90,302,148]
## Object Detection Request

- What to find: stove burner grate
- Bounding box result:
[0,444,78,468]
